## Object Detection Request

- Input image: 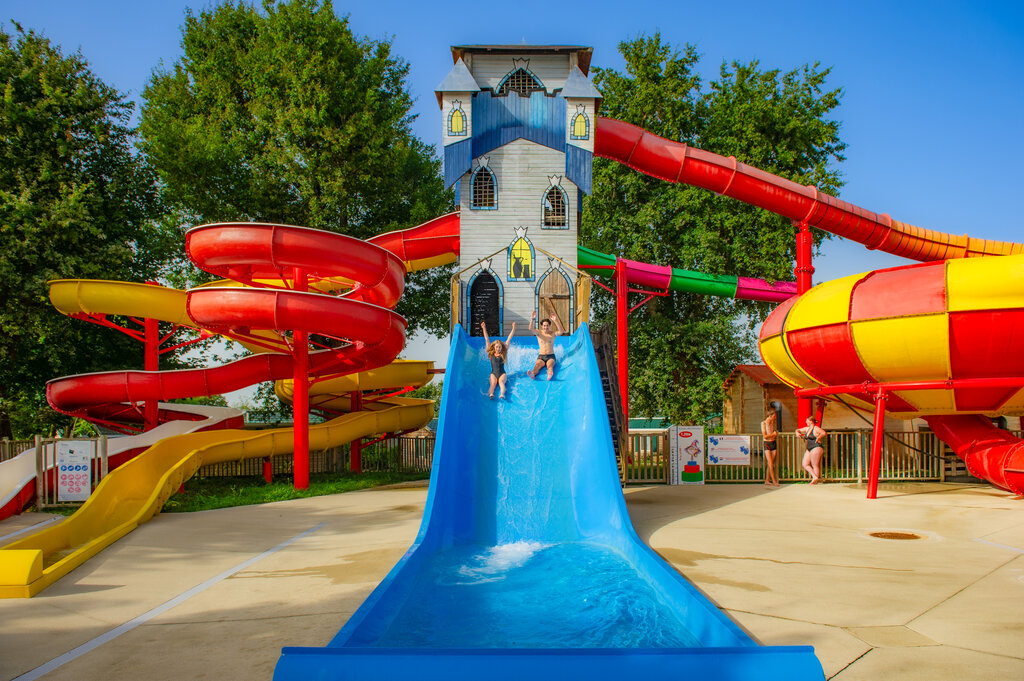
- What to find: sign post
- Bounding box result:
[668,426,704,485]
[57,440,93,503]
[707,435,752,466]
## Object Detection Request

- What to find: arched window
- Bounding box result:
[497,68,544,97]
[571,110,589,140]
[448,102,466,136]
[471,167,497,209]
[508,236,535,282]
[542,185,568,229]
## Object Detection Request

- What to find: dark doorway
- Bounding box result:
[469,271,500,337]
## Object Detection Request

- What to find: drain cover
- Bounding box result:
[869,531,921,540]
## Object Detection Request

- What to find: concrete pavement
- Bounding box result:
[1,481,1021,680]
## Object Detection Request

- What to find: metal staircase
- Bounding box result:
[590,325,625,478]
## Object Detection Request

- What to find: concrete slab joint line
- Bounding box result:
[10,522,327,681]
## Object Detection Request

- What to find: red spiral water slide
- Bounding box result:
[594,117,1024,494]
[44,214,460,488]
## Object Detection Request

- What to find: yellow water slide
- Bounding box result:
[1,277,435,598]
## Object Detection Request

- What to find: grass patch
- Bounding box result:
[161,471,429,513]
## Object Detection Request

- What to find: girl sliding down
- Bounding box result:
[481,321,516,399]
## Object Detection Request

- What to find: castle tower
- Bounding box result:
[436,45,601,337]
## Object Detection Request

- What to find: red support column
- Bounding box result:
[867,390,888,499]
[615,258,629,429]
[262,457,273,484]
[143,316,159,431]
[794,220,816,426]
[292,267,310,490]
[350,390,363,474]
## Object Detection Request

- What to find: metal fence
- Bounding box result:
[623,430,952,485]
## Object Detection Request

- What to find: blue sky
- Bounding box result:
[4,0,1023,369]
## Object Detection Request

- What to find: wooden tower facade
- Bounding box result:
[436,45,601,337]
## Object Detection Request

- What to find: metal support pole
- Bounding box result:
[814,399,825,425]
[867,390,887,499]
[34,434,43,503]
[144,316,159,431]
[293,267,310,490]
[794,220,815,425]
[99,435,108,479]
[615,258,630,430]
[350,390,363,474]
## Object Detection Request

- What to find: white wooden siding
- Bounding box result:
[468,54,571,93]
[458,139,579,336]
[441,97,472,146]
[565,98,595,153]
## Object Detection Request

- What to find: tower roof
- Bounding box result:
[435,58,480,108]
[561,65,602,103]
[450,45,594,75]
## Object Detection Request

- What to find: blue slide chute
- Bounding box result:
[275,324,824,680]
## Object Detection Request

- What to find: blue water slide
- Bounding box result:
[275,324,823,680]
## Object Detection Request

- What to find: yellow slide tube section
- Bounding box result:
[4,278,437,598]
[0,396,432,598]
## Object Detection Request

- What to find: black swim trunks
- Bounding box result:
[764,440,778,452]
[537,353,555,363]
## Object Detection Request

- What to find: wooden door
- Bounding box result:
[538,270,572,333]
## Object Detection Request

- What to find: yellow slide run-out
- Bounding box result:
[0,279,435,598]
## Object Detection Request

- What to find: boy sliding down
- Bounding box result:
[527,310,564,380]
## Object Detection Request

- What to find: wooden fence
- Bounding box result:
[194,435,436,479]
[1,438,34,463]
[623,430,953,485]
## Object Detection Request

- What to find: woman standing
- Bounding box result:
[796,416,827,484]
[761,409,780,487]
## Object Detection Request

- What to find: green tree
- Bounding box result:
[139,0,452,335]
[0,26,174,438]
[584,34,845,424]
[409,379,443,417]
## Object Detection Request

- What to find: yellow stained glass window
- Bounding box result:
[572,112,588,139]
[509,238,533,280]
[448,107,465,136]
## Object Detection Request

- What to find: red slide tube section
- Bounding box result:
[368,212,460,268]
[594,118,1023,262]
[925,415,1024,495]
[47,217,461,421]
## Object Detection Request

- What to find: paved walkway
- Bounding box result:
[1,481,1021,680]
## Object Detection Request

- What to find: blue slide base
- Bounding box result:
[274,324,824,680]
[276,646,824,680]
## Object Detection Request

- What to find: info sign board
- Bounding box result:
[668,426,704,485]
[707,435,751,466]
[57,441,93,502]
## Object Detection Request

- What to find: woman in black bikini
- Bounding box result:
[481,321,516,399]
[796,416,827,484]
[761,409,780,487]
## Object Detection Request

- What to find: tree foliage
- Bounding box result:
[584,34,845,424]
[139,0,453,336]
[0,26,173,437]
